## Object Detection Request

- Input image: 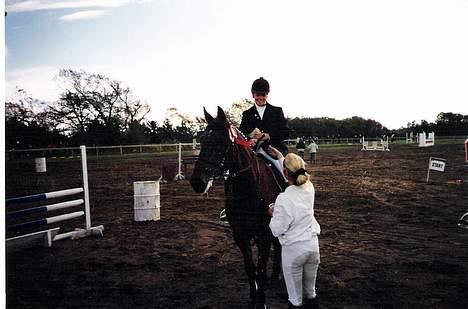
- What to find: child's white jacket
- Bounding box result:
[270,181,321,247]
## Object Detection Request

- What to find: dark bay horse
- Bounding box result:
[190,107,283,309]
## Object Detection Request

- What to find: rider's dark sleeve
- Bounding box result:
[268,107,289,155]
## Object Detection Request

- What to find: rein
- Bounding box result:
[227,126,255,179]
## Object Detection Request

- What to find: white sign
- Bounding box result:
[429,159,446,172]
[426,157,446,184]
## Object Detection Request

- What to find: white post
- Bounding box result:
[80,145,91,229]
[465,139,468,163]
[426,157,432,184]
[178,143,182,176]
[192,138,200,155]
[174,143,185,180]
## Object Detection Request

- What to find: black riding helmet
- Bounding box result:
[251,77,270,94]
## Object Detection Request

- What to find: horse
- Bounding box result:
[190,106,284,309]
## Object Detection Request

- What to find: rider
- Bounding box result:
[239,77,290,181]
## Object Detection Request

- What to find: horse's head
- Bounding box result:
[190,106,233,194]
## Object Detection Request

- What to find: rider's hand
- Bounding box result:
[259,133,270,141]
[250,128,262,138]
[251,130,270,141]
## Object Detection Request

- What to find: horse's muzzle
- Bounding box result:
[190,175,207,194]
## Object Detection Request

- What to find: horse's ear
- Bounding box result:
[217,106,228,124]
[204,107,215,124]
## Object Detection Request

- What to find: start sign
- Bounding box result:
[427,157,446,183]
[429,158,446,172]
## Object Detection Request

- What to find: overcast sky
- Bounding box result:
[4,0,468,129]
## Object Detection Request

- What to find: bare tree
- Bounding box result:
[6,88,58,129]
[53,69,150,137]
[225,98,253,126]
[5,88,65,148]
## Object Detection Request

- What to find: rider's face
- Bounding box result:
[253,92,268,106]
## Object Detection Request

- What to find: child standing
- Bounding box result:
[268,153,321,309]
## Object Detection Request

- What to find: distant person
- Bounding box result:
[239,77,289,156]
[268,153,321,309]
[307,140,319,164]
[296,138,305,158]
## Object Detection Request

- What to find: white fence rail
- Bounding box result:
[6,142,200,160]
[6,136,465,160]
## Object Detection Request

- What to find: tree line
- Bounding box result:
[288,112,468,140]
[5,69,468,149]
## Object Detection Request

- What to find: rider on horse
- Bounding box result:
[240,77,290,184]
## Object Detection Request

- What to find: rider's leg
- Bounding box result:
[256,147,287,182]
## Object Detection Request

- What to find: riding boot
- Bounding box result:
[303,297,319,309]
[287,301,302,309]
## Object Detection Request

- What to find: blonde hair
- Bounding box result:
[283,153,309,186]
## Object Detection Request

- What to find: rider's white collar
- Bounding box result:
[255,104,266,120]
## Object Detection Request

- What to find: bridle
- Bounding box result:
[198,124,253,195]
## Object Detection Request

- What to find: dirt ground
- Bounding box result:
[5,142,468,309]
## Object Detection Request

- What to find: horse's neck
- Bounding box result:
[230,145,279,198]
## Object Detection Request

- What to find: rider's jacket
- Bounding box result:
[239,103,289,155]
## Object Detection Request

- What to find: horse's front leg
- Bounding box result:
[255,232,272,308]
[270,236,282,284]
[232,226,257,305]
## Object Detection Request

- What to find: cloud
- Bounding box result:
[59,10,107,21]
[5,0,144,13]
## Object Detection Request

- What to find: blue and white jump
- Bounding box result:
[6,145,104,251]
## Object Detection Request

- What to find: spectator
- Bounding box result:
[296,138,305,158]
[306,140,319,164]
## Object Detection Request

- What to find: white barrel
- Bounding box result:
[35,157,47,173]
[133,181,161,222]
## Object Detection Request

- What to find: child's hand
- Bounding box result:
[267,203,275,217]
[266,146,283,160]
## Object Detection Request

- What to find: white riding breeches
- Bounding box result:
[281,238,320,306]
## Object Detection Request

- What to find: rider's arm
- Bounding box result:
[268,107,289,144]
[239,110,255,138]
